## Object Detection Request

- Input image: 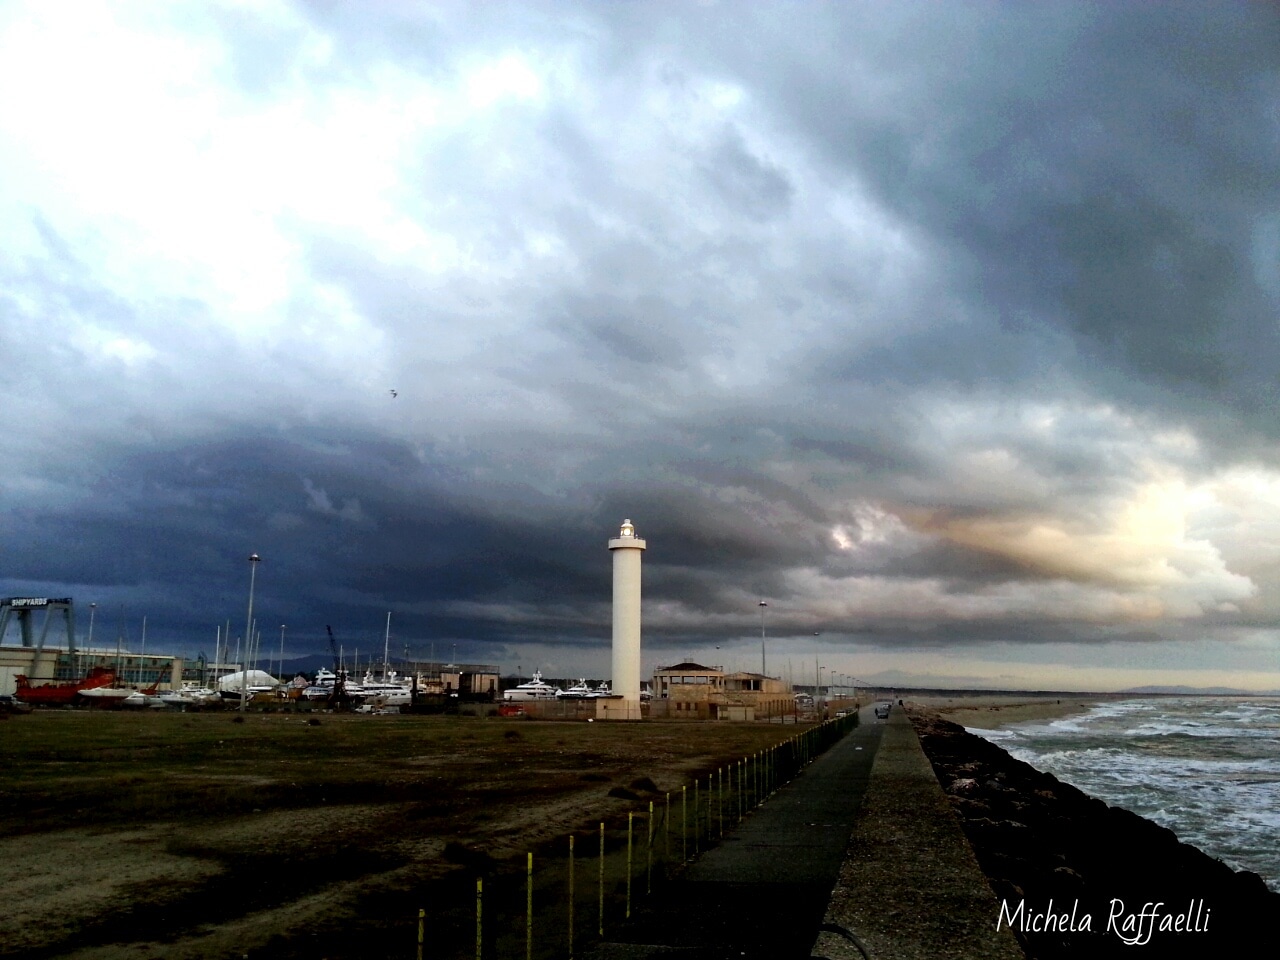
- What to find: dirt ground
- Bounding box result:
[0,709,801,960]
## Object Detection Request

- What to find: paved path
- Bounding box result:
[814,709,1024,960]
[588,706,886,959]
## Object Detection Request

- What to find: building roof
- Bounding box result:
[656,661,722,673]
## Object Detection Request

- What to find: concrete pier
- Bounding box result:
[589,704,1023,959]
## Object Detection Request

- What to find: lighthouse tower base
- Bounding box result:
[595,696,643,721]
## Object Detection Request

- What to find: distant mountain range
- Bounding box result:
[1120,684,1280,696]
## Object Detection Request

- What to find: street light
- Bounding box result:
[758,600,768,676]
[82,601,97,677]
[278,624,287,681]
[240,554,261,713]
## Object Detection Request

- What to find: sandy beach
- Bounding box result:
[908,692,1115,729]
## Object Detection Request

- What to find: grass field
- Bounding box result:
[0,709,805,959]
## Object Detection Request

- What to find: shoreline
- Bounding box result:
[912,693,1109,730]
[910,706,1278,957]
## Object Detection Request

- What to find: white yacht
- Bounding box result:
[503,671,562,701]
[557,679,595,699]
[358,671,413,706]
[158,682,220,708]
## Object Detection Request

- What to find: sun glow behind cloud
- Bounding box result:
[1,2,1278,689]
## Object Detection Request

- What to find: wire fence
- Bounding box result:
[414,711,860,959]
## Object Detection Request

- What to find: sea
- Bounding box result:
[967,697,1280,893]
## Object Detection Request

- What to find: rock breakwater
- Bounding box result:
[912,710,1278,958]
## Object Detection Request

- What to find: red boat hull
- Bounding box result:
[14,667,118,705]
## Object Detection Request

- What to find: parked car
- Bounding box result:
[874,702,891,719]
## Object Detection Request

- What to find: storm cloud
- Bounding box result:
[2,1,1278,689]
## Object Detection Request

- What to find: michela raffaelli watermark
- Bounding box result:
[997,898,1209,945]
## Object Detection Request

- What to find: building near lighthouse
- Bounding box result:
[598,518,645,721]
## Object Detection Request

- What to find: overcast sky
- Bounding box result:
[2,1,1278,691]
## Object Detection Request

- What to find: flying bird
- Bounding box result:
[389,389,398,398]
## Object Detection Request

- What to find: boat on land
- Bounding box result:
[302,667,352,701]
[121,688,168,709]
[78,684,138,704]
[215,669,281,700]
[157,682,220,708]
[13,667,118,705]
[503,671,562,702]
[357,671,413,706]
[557,679,612,699]
[557,679,595,699]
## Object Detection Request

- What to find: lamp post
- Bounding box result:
[82,602,97,677]
[278,624,287,681]
[240,554,261,713]
[758,600,768,676]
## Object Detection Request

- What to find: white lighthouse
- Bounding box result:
[603,518,645,721]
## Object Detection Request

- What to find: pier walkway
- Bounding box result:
[588,705,1023,959]
[588,705,883,958]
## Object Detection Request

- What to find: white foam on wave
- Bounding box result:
[971,697,1280,891]
[963,725,1017,741]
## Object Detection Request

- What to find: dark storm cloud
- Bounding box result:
[3,1,1279,687]
[717,2,1280,434]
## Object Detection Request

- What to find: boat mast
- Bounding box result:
[115,605,124,687]
[383,611,391,681]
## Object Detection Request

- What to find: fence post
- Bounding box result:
[681,786,687,862]
[665,792,671,861]
[693,779,699,854]
[568,835,575,959]
[717,767,723,838]
[526,853,533,960]
[598,822,605,936]
[647,800,654,894]
[417,907,424,960]
[475,878,483,960]
[626,812,634,918]
[737,760,743,820]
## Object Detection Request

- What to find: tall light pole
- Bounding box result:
[240,553,261,713]
[83,601,97,677]
[278,624,287,681]
[758,600,768,676]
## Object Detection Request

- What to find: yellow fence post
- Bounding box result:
[475,878,483,960]
[626,812,634,918]
[526,852,533,960]
[665,792,671,860]
[737,760,743,820]
[417,907,424,960]
[717,767,723,838]
[647,800,654,895]
[681,786,687,862]
[568,834,575,960]
[693,779,700,855]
